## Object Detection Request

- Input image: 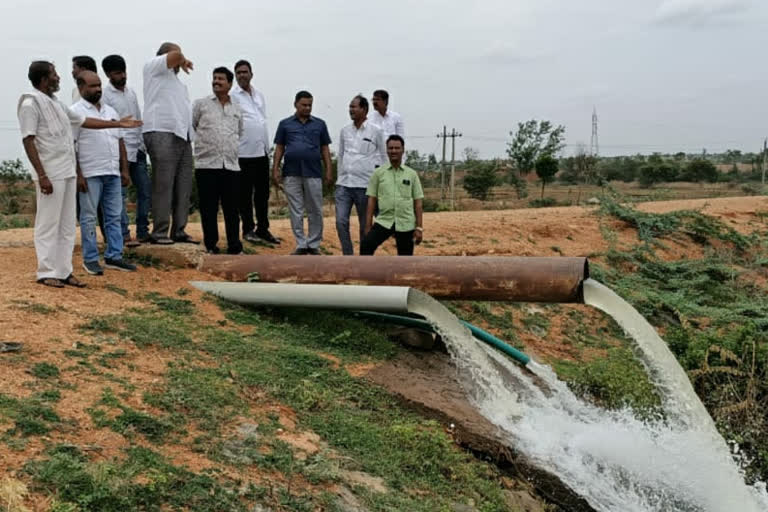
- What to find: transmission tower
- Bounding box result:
[590,107,599,157]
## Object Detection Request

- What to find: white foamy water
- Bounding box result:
[407,284,768,512]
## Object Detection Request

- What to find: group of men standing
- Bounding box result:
[19,41,425,288]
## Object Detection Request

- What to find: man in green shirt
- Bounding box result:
[361,134,424,255]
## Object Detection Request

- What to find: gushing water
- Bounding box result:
[406,283,768,512]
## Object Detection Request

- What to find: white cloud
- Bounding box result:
[655,0,752,26]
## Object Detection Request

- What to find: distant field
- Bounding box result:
[424,180,761,211]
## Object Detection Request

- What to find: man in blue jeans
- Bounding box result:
[335,94,386,255]
[72,71,136,274]
[102,54,151,245]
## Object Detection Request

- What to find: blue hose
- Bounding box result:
[353,311,531,366]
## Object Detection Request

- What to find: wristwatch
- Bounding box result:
[415,227,423,232]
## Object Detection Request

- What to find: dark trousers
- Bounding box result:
[239,155,270,236]
[360,223,414,256]
[195,168,243,254]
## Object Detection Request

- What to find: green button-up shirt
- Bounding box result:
[366,163,424,231]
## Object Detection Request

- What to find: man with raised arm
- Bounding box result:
[72,71,137,276]
[18,61,142,288]
[142,41,196,245]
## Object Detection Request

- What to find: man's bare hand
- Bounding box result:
[39,176,53,195]
[118,116,143,129]
[76,175,88,193]
[120,172,130,187]
[272,170,282,186]
[181,59,194,74]
[413,230,423,245]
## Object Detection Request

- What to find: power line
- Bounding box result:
[437,127,462,208]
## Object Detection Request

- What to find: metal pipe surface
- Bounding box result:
[200,255,589,303]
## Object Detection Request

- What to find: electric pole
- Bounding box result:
[590,107,599,157]
[437,126,447,200]
[437,127,462,207]
[762,138,767,185]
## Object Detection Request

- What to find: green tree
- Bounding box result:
[535,155,559,199]
[506,120,565,176]
[683,158,719,183]
[462,163,500,200]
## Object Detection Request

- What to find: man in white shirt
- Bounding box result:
[369,89,405,140]
[192,67,244,255]
[18,61,142,288]
[335,95,386,255]
[71,56,97,104]
[102,54,149,246]
[230,59,280,246]
[142,41,196,245]
[72,71,136,275]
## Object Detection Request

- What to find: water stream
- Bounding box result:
[407,280,768,512]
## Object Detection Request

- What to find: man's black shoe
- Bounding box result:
[291,248,309,255]
[257,231,282,244]
[172,234,199,244]
[307,248,322,255]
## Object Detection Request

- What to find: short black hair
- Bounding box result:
[156,42,178,56]
[373,89,389,103]
[28,61,53,87]
[234,59,252,73]
[386,134,404,148]
[72,56,97,72]
[213,66,234,83]
[101,54,126,74]
[352,94,368,112]
[295,90,313,103]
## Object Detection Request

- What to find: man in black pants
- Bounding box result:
[231,59,280,245]
[361,135,424,255]
[191,67,243,255]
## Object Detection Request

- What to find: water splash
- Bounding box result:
[406,285,768,512]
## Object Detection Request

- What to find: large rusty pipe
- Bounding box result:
[200,256,589,303]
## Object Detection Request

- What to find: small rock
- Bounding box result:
[587,197,600,205]
[335,486,368,512]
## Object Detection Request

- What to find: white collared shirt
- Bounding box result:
[71,99,122,178]
[337,120,386,188]
[102,82,144,162]
[142,55,193,141]
[230,83,268,158]
[192,95,243,171]
[17,92,85,181]
[368,109,405,139]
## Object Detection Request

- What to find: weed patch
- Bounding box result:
[0,393,60,437]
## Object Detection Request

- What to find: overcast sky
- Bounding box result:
[1,0,766,163]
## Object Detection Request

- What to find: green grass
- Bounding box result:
[30,362,60,379]
[88,388,174,443]
[0,393,60,436]
[26,444,249,512]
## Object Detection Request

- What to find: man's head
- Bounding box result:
[76,70,102,105]
[234,60,252,90]
[28,61,59,95]
[212,66,234,95]
[386,134,405,165]
[101,54,127,90]
[348,94,368,123]
[72,55,97,80]
[156,42,181,73]
[372,89,389,113]
[294,90,313,119]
